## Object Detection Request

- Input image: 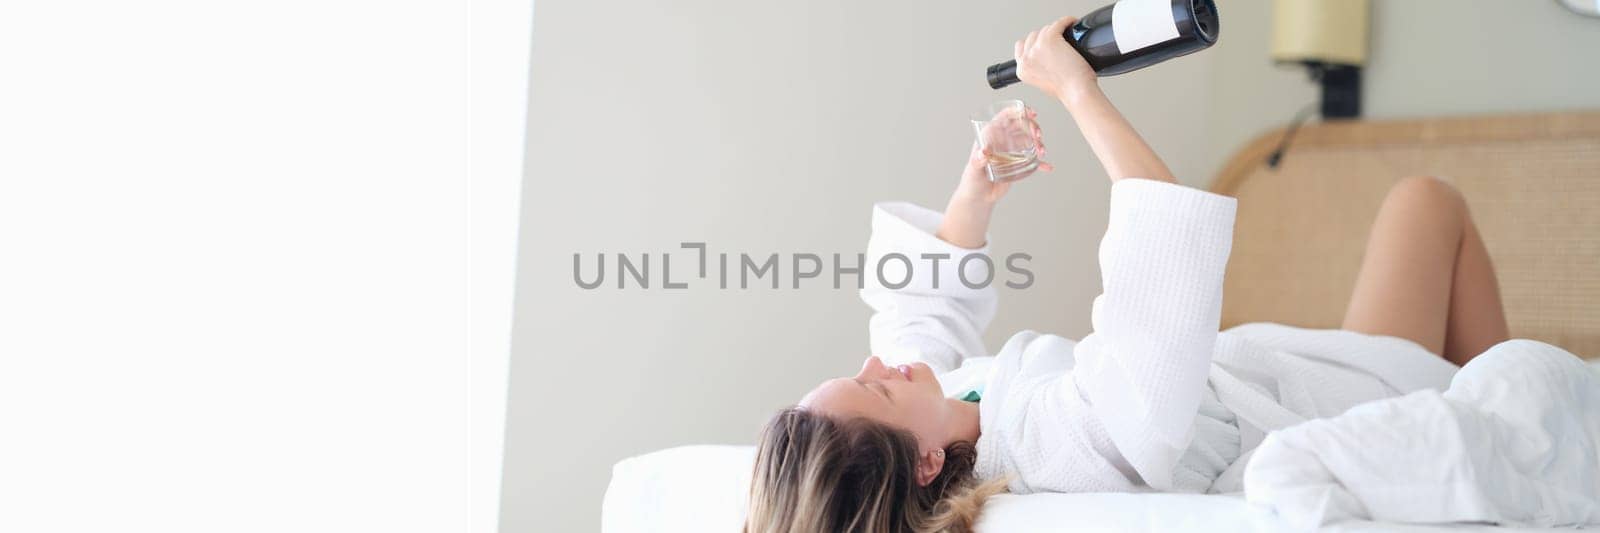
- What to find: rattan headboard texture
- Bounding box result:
[1211,111,1600,358]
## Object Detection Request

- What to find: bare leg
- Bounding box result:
[1341,176,1509,366]
[1441,211,1509,364]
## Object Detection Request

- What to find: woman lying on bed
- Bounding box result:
[745,16,1520,533]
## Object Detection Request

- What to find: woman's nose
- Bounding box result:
[857,356,885,379]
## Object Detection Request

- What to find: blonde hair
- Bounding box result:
[745,407,1007,533]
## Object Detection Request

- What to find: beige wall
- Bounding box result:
[1202,0,1600,181]
[505,1,1600,531]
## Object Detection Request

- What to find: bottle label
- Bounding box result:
[1112,0,1180,54]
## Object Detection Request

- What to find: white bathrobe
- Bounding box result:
[862,179,1460,495]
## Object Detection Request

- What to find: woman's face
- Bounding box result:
[799,356,950,450]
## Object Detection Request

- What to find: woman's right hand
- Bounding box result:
[1014,16,1097,102]
[1016,16,1177,184]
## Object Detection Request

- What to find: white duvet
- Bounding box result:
[1245,340,1600,529]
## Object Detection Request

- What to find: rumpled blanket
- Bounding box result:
[1244,340,1600,529]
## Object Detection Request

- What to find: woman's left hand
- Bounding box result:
[954,107,1052,207]
[938,108,1050,248]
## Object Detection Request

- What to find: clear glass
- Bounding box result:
[971,100,1039,183]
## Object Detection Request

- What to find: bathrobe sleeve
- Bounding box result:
[1069,179,1237,490]
[859,202,998,373]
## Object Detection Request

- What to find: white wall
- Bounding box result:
[469,2,534,533]
[1,2,473,532]
[506,1,1600,531]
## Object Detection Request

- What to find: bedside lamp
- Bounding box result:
[1272,0,1369,119]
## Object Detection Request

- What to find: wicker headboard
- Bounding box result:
[1211,111,1600,358]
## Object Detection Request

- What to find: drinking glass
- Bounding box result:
[971,100,1039,183]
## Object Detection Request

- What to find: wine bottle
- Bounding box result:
[986,0,1220,89]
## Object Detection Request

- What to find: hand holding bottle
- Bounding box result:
[1014,16,1178,185]
[1014,16,1097,102]
[986,0,1219,89]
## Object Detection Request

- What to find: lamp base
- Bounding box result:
[1308,62,1361,119]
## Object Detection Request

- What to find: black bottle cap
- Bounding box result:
[987,60,1020,90]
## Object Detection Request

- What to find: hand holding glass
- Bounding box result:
[972,100,1045,183]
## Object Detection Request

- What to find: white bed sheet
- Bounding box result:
[602,444,1594,532]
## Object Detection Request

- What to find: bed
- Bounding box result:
[601,111,1600,532]
[1214,111,1600,359]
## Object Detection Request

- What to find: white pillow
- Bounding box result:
[599,445,1281,532]
[602,445,754,533]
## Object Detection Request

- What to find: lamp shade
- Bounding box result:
[1271,0,1369,66]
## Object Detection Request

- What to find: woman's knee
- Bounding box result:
[1386,176,1465,212]
[1379,176,1468,230]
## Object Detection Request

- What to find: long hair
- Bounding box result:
[744,407,1007,533]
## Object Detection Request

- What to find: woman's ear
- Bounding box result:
[916,448,946,486]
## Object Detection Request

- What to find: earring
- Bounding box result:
[935,449,944,457]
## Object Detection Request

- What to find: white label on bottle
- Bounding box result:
[1111,0,1180,54]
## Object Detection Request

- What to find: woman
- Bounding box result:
[745,16,1511,533]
